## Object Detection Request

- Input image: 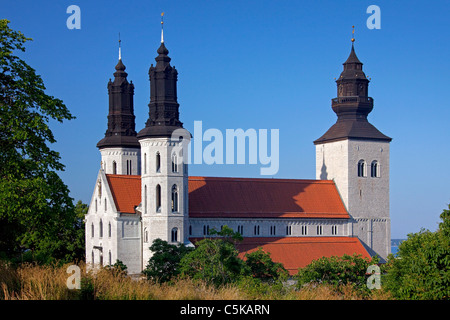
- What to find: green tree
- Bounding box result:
[383,204,450,300]
[0,19,76,262]
[244,247,288,281]
[179,226,244,286]
[143,238,193,283]
[295,253,379,293]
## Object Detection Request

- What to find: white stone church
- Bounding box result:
[85,31,391,275]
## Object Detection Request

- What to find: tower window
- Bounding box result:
[104,198,107,212]
[99,219,103,238]
[91,223,94,238]
[108,222,111,238]
[112,161,117,175]
[156,184,161,212]
[144,185,147,214]
[172,153,178,173]
[171,228,178,242]
[358,160,366,177]
[371,160,379,178]
[156,152,161,173]
[144,153,147,174]
[171,185,178,212]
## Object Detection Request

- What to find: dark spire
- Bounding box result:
[97,57,140,149]
[314,42,391,145]
[137,29,184,139]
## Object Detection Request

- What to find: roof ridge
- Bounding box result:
[188,176,334,184]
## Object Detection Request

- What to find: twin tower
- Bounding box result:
[95,33,391,262]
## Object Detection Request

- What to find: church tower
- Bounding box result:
[97,44,141,175]
[137,17,191,264]
[314,37,392,261]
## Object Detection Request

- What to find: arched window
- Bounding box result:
[156,152,161,173]
[171,228,178,242]
[104,198,107,212]
[109,251,112,266]
[108,222,111,238]
[144,185,147,214]
[171,185,178,212]
[95,199,97,212]
[99,219,103,238]
[371,160,379,178]
[92,251,94,264]
[358,160,366,177]
[144,228,148,243]
[172,153,178,173]
[144,153,147,174]
[112,161,117,174]
[156,184,161,212]
[91,223,94,238]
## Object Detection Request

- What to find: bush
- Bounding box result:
[243,247,288,282]
[295,253,379,295]
[143,239,193,283]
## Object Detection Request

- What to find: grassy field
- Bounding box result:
[0,261,392,300]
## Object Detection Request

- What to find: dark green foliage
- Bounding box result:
[383,204,450,300]
[0,19,81,263]
[244,247,288,281]
[295,253,379,293]
[179,226,245,286]
[143,238,193,283]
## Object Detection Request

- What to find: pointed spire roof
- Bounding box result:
[344,43,362,65]
[97,42,139,149]
[137,13,188,139]
[314,33,391,145]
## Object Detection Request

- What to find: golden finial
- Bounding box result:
[351,25,355,43]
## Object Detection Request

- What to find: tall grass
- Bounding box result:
[0,261,392,300]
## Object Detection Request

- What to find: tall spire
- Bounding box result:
[137,13,184,139]
[314,31,391,145]
[97,42,139,149]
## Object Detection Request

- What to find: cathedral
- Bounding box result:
[85,27,392,275]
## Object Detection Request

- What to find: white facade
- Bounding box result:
[85,169,142,274]
[316,139,391,260]
[100,147,141,175]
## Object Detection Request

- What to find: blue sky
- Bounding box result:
[2,0,450,238]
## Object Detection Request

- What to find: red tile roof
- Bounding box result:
[188,176,348,219]
[106,174,141,214]
[105,175,348,218]
[234,237,370,275]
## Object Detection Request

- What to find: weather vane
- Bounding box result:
[351,25,355,43]
[118,32,122,60]
[161,12,164,43]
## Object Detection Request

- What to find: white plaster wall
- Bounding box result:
[100,147,141,175]
[139,135,190,265]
